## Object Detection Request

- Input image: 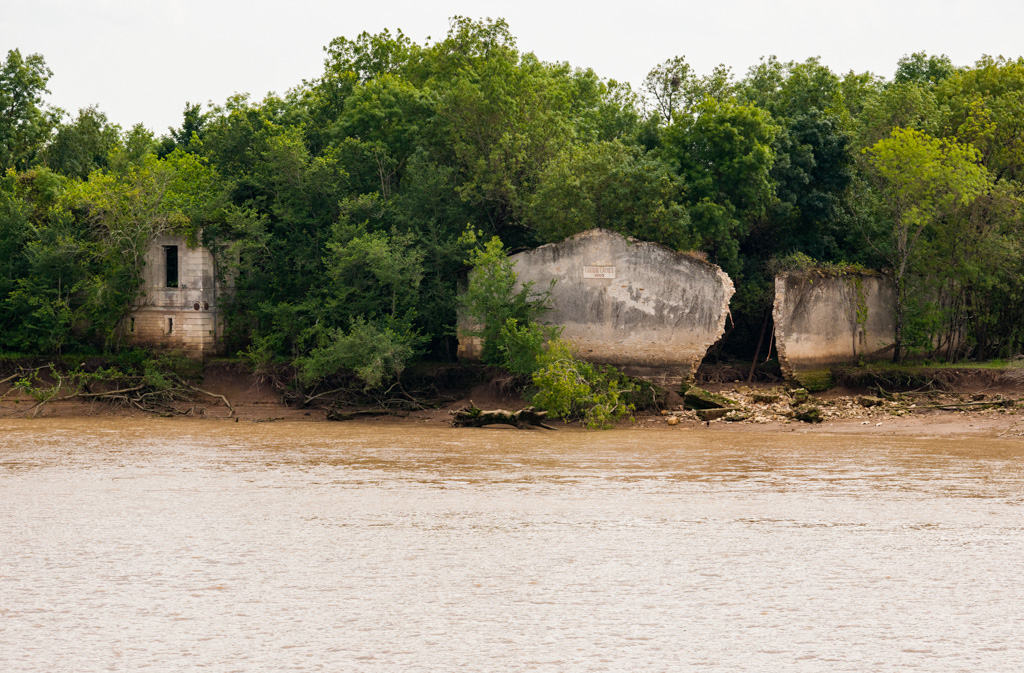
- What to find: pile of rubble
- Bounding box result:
[659,385,1019,425]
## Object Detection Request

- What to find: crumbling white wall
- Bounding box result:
[123,235,232,358]
[773,272,895,387]
[460,229,735,385]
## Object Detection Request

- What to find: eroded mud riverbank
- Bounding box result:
[4,391,1024,441]
[4,360,1024,439]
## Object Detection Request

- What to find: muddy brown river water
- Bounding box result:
[2,418,1024,672]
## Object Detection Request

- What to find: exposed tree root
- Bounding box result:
[1,364,235,418]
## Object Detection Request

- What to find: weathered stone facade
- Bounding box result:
[459,229,735,385]
[123,235,231,357]
[773,272,896,389]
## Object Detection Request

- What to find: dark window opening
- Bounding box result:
[167,317,174,334]
[129,317,135,333]
[164,245,179,288]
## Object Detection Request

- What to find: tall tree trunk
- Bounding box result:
[893,274,905,364]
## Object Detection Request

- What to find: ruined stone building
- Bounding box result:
[456,228,908,389]
[459,229,735,385]
[122,235,231,357]
[773,271,896,389]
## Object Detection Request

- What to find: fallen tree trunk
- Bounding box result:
[925,400,1017,411]
[450,404,555,429]
[325,409,395,421]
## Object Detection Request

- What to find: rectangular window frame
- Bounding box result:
[164,245,179,288]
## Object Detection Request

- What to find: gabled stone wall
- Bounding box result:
[773,272,895,389]
[123,235,232,358]
[460,229,735,385]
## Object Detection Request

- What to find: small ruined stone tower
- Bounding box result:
[123,234,232,357]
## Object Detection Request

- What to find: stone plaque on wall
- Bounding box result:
[583,265,616,279]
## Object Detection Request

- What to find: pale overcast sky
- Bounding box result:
[4,0,1024,134]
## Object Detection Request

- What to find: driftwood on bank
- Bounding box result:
[325,408,397,421]
[172,376,235,417]
[449,403,556,429]
[924,400,1017,411]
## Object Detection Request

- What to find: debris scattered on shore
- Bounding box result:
[662,385,1020,425]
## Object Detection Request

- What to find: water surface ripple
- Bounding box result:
[2,419,1023,671]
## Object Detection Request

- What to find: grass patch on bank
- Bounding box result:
[793,369,834,392]
[831,359,1024,391]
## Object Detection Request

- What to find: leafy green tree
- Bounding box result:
[0,49,61,172]
[324,28,416,83]
[390,152,477,358]
[527,140,690,248]
[43,105,122,179]
[644,56,735,121]
[732,57,857,262]
[864,128,991,361]
[460,233,553,364]
[289,222,426,390]
[839,70,884,119]
[644,56,693,120]
[855,81,941,150]
[740,57,844,121]
[935,58,1024,183]
[325,221,424,320]
[416,15,519,81]
[663,98,778,273]
[3,208,84,354]
[334,75,434,198]
[913,180,1024,358]
[496,318,553,376]
[935,55,1024,145]
[565,70,643,143]
[0,172,39,349]
[109,123,159,171]
[894,52,957,86]
[159,102,209,156]
[437,55,574,240]
[306,28,418,157]
[954,93,1024,183]
[420,18,577,242]
[216,113,350,331]
[764,108,853,259]
[0,168,102,355]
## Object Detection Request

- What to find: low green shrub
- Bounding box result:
[530,338,637,429]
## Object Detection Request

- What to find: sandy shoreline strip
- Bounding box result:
[3,397,1024,440]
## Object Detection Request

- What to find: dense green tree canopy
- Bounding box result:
[4,18,1024,371]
